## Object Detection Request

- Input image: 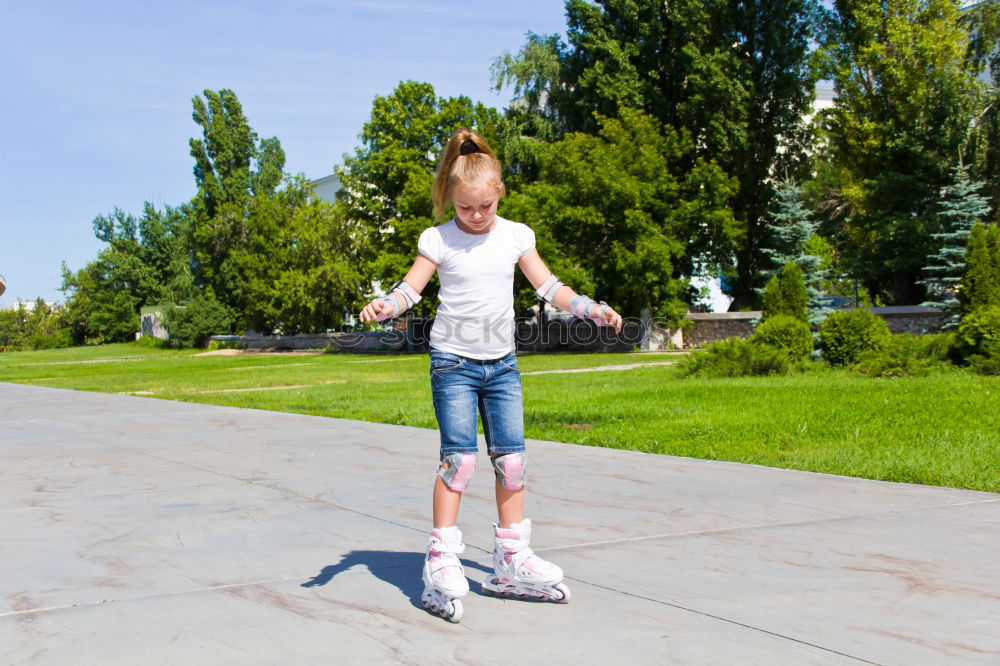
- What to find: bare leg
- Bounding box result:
[495,482,525,528]
[433,475,463,528]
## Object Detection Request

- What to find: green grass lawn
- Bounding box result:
[1,343,997,493]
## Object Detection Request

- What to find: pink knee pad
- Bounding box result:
[437,453,477,492]
[491,453,526,490]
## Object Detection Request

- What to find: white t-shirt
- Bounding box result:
[417,216,535,359]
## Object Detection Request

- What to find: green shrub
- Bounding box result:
[0,300,73,351]
[679,338,790,378]
[852,335,950,378]
[955,306,1000,359]
[967,341,1000,376]
[919,333,958,362]
[134,335,167,349]
[761,262,808,323]
[164,295,233,349]
[817,309,891,366]
[751,314,813,360]
[960,222,1000,316]
[205,339,245,351]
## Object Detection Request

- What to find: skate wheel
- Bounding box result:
[447,599,463,623]
[553,583,571,603]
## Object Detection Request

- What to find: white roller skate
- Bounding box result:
[421,526,469,622]
[482,518,571,603]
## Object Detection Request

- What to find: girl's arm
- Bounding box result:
[518,249,623,332]
[359,254,438,323]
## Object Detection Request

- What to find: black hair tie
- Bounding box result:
[459,138,480,155]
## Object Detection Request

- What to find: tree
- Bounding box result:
[493,0,820,308]
[187,88,289,321]
[164,293,232,348]
[501,108,737,321]
[814,0,984,304]
[60,259,142,345]
[921,164,990,328]
[61,88,370,342]
[963,0,1000,212]
[0,300,72,351]
[239,184,375,334]
[336,81,501,313]
[762,178,828,325]
[60,204,195,345]
[184,88,373,334]
[723,0,821,309]
[961,222,1000,316]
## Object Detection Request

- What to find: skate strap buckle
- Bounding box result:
[429,537,466,555]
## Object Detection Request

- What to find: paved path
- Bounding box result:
[2,382,998,665]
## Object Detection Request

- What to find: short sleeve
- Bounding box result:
[514,222,536,257]
[417,226,442,264]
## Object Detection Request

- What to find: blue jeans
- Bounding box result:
[429,348,526,456]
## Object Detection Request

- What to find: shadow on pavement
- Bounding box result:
[301,551,493,609]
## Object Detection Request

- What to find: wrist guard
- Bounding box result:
[569,295,612,326]
[374,280,422,321]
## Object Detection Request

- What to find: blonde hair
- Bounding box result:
[431,128,505,220]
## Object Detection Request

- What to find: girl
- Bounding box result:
[359,128,622,622]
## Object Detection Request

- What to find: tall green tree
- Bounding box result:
[493,0,819,309]
[814,0,984,304]
[501,108,737,321]
[336,81,501,312]
[187,88,288,319]
[186,88,372,334]
[963,0,1000,213]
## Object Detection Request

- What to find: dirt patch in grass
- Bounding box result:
[195,349,327,357]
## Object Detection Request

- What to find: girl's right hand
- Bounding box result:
[359,298,391,323]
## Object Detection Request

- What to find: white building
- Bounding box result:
[312,174,342,203]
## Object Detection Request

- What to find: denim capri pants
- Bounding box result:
[428,348,526,457]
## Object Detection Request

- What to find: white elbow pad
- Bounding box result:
[391,280,422,308]
[535,274,563,306]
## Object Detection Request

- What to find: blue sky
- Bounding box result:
[0,0,569,305]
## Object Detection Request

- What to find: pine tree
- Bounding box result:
[921,164,990,328]
[761,178,828,326]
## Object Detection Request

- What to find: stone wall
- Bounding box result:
[867,307,947,334]
[209,331,407,352]
[683,312,758,348]
[675,306,947,348]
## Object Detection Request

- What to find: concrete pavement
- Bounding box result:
[1,382,998,665]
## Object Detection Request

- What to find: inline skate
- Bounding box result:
[482,518,571,603]
[421,526,469,622]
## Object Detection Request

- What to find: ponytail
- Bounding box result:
[432,128,505,220]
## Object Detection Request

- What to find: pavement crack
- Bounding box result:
[532,497,1000,553]
[564,575,881,664]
